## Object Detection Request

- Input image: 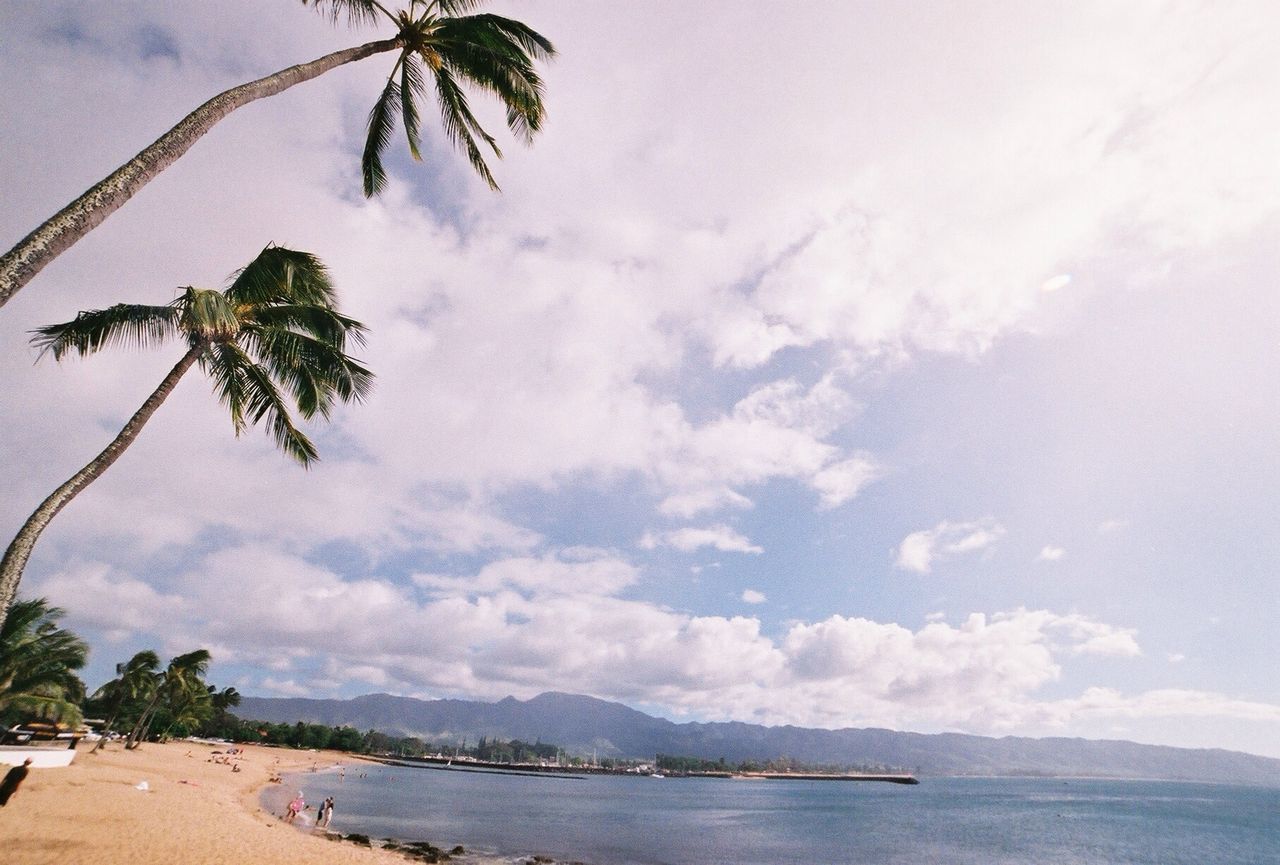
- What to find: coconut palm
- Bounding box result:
[0,246,373,627]
[89,650,161,753]
[0,598,89,726]
[126,649,211,749]
[210,685,242,712]
[0,0,555,309]
[158,673,217,741]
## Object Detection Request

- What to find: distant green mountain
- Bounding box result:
[237,691,1280,785]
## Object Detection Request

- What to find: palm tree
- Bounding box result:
[0,0,555,309]
[126,649,211,749]
[0,598,89,726]
[210,685,242,713]
[89,650,160,753]
[158,674,217,741]
[0,246,373,627]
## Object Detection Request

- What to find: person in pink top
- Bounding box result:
[285,792,305,823]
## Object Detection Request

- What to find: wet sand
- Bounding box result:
[0,740,485,865]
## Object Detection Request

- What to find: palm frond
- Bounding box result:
[434,15,553,143]
[245,326,374,419]
[0,598,87,724]
[31,304,181,360]
[299,0,389,27]
[432,62,501,189]
[167,649,211,679]
[364,70,404,196]
[431,0,488,14]
[237,358,321,465]
[401,52,428,161]
[201,341,253,436]
[247,303,369,351]
[452,13,556,63]
[225,246,337,309]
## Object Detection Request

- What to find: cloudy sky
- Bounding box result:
[3,1,1279,757]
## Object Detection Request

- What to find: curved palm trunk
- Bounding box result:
[0,346,203,626]
[0,38,399,310]
[91,707,120,754]
[126,694,162,750]
[93,699,131,754]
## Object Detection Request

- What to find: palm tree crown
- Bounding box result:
[33,246,373,465]
[305,0,556,195]
[0,246,373,627]
[0,0,554,309]
[0,598,89,726]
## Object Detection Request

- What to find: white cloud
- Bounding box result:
[810,455,881,509]
[1042,688,1280,725]
[414,551,640,598]
[651,377,876,517]
[1037,545,1066,562]
[37,554,1223,738]
[259,678,313,698]
[640,526,763,555]
[658,487,753,519]
[741,589,767,605]
[895,519,1006,573]
[1041,274,1072,293]
[5,0,1280,757]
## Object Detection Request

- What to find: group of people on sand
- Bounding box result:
[284,791,335,828]
[190,747,247,773]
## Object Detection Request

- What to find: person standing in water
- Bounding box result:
[0,758,33,807]
[285,791,305,823]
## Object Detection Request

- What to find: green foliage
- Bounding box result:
[302,0,556,194]
[32,246,373,469]
[0,598,88,726]
[655,752,910,775]
[201,715,564,763]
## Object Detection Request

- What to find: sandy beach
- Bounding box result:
[0,740,486,865]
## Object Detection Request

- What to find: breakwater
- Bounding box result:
[366,754,918,783]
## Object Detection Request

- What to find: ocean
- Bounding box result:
[276,763,1280,864]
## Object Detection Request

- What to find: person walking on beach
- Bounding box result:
[320,796,335,827]
[0,758,33,807]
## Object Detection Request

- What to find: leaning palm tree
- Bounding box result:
[0,246,373,627]
[0,0,555,309]
[0,598,89,726]
[126,649,211,749]
[90,650,161,753]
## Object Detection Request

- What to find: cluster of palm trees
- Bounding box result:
[0,0,557,632]
[0,598,236,748]
[91,648,242,750]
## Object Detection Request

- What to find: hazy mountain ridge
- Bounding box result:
[237,691,1280,784]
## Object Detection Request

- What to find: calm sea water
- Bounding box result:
[278,764,1280,865]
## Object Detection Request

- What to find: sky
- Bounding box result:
[2,1,1279,758]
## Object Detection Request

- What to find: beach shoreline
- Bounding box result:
[0,739,500,865]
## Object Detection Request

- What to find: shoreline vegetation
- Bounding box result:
[202,712,916,782]
[367,753,920,784]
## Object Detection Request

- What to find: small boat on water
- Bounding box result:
[0,723,83,768]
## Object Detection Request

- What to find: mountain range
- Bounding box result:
[236,691,1280,785]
